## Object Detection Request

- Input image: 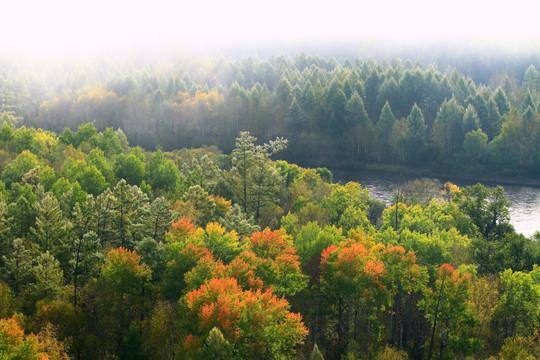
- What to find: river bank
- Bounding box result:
[328,162,540,188]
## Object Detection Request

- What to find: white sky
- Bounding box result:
[2,0,540,56]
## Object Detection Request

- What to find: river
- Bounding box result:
[331,169,540,238]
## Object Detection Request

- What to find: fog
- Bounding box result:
[3,0,540,58]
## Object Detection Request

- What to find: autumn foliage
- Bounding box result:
[183,277,308,359]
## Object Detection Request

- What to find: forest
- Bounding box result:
[1,54,539,177]
[0,52,540,360]
[0,119,538,359]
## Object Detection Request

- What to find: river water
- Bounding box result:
[331,170,540,238]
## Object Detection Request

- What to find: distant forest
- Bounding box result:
[1,53,540,176]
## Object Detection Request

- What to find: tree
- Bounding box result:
[31,193,70,254]
[494,87,510,115]
[97,247,152,356]
[148,150,181,192]
[97,127,122,157]
[492,269,540,341]
[145,196,175,243]
[199,222,242,264]
[1,150,39,188]
[2,238,33,295]
[405,104,426,164]
[181,277,308,359]
[326,78,348,135]
[311,343,325,360]
[463,129,488,159]
[390,119,409,162]
[87,148,114,184]
[114,153,146,186]
[62,158,108,195]
[485,97,502,140]
[182,154,219,193]
[107,179,150,248]
[376,102,396,160]
[0,316,69,360]
[219,203,260,237]
[25,251,65,307]
[238,229,307,297]
[419,264,477,360]
[228,131,287,219]
[432,98,465,156]
[454,184,512,241]
[346,91,370,156]
[463,104,480,133]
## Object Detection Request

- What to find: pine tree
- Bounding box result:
[311,343,325,360]
[407,103,426,138]
[485,97,502,140]
[228,131,287,219]
[376,101,396,160]
[463,104,480,133]
[31,193,70,253]
[1,238,33,294]
[494,87,510,115]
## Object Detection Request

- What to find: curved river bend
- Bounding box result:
[331,170,540,238]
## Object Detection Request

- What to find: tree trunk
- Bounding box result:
[428,278,445,360]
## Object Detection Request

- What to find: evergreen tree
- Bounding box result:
[406,103,426,138]
[1,238,33,294]
[463,104,480,133]
[228,132,287,219]
[376,101,396,160]
[494,87,510,115]
[31,193,70,253]
[432,98,465,156]
[485,97,502,140]
[311,343,325,360]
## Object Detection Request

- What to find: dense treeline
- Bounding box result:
[1,54,540,176]
[0,125,538,359]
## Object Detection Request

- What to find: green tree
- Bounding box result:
[25,251,65,307]
[73,122,98,148]
[389,118,409,162]
[31,193,69,253]
[492,269,540,341]
[485,97,502,140]
[405,103,426,164]
[419,264,478,360]
[87,148,114,184]
[96,247,152,357]
[1,238,33,294]
[145,196,175,243]
[376,101,396,160]
[346,91,370,156]
[107,180,150,248]
[97,127,122,157]
[1,150,39,188]
[494,87,510,115]
[148,150,181,192]
[219,203,260,237]
[228,131,287,219]
[454,184,511,241]
[463,104,480,133]
[432,98,465,156]
[463,129,488,159]
[114,153,146,186]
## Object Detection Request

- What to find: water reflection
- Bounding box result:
[332,170,540,237]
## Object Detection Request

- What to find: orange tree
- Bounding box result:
[180,277,308,359]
